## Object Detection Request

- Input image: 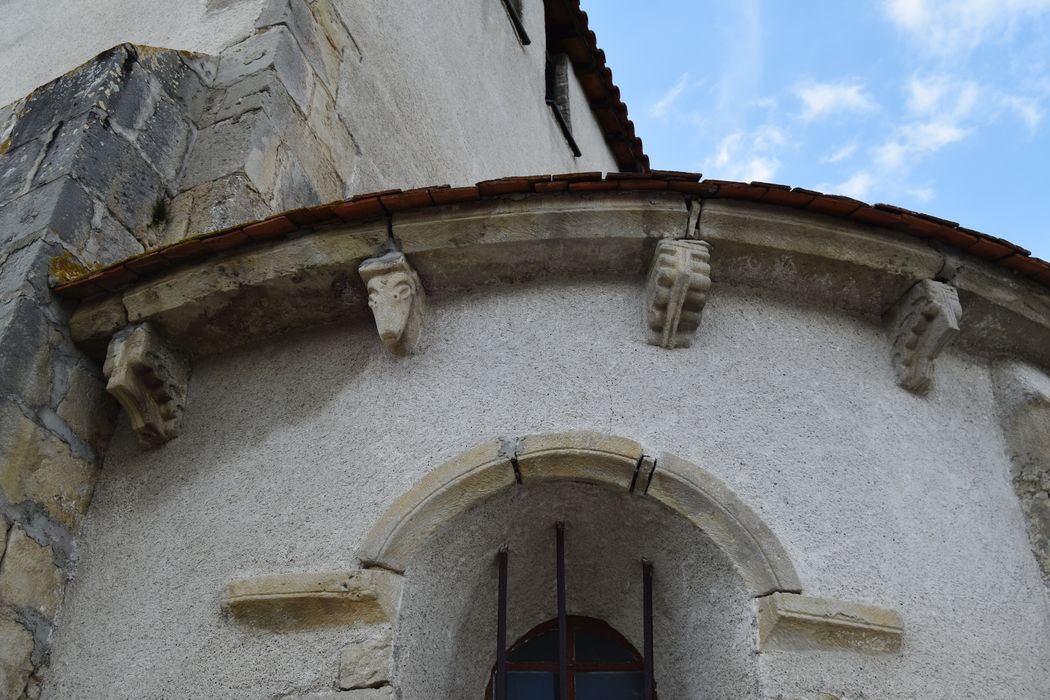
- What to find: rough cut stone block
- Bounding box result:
[887,279,962,394]
[0,527,65,618]
[307,87,356,187]
[168,173,271,244]
[757,592,903,653]
[257,0,341,92]
[201,69,298,129]
[222,570,402,631]
[338,627,392,690]
[0,408,97,528]
[516,431,642,490]
[33,113,165,232]
[0,297,55,411]
[103,323,190,448]
[217,27,315,112]
[70,295,129,360]
[137,48,214,118]
[56,362,118,453]
[0,136,45,205]
[357,440,515,572]
[644,238,712,349]
[0,612,34,700]
[135,94,196,183]
[180,110,280,198]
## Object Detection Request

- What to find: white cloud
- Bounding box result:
[1003,95,1045,130]
[794,81,877,120]
[706,127,785,182]
[649,73,690,119]
[883,0,1050,55]
[822,143,857,164]
[832,171,876,200]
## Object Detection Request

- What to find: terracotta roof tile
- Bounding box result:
[51,172,1050,299]
[243,216,296,241]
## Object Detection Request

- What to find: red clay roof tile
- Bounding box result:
[243,216,296,241]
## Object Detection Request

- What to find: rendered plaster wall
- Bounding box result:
[44,281,1050,698]
[0,0,267,107]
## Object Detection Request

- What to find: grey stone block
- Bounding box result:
[0,239,63,305]
[180,109,280,197]
[217,27,315,113]
[0,178,93,251]
[8,45,130,149]
[136,95,195,183]
[106,62,155,133]
[200,69,298,130]
[273,150,321,212]
[0,137,46,206]
[183,173,271,236]
[138,49,214,119]
[0,296,56,411]
[32,113,164,233]
[257,0,341,92]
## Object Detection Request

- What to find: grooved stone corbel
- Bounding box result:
[757,592,903,654]
[359,252,425,356]
[887,279,962,393]
[644,239,712,348]
[102,323,189,448]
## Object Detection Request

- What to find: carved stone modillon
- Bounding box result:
[102,323,189,448]
[359,252,425,356]
[644,239,712,349]
[888,279,962,393]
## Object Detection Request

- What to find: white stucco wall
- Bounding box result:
[0,0,267,107]
[44,280,1050,698]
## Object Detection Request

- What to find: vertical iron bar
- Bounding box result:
[643,560,654,700]
[556,522,568,700]
[496,548,508,700]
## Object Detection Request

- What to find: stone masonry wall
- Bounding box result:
[0,44,214,698]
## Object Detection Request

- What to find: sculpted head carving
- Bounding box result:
[359,252,425,356]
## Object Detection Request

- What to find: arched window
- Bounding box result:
[486,616,650,699]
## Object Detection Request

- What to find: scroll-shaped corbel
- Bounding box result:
[644,239,712,349]
[888,279,962,393]
[359,252,425,356]
[103,323,189,447]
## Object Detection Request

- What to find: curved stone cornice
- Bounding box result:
[63,182,1050,373]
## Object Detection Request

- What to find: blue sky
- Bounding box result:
[584,0,1050,260]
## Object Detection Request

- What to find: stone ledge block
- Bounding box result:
[222,570,402,631]
[284,689,393,700]
[516,431,642,490]
[757,592,902,654]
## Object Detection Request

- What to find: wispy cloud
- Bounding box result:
[883,0,1050,55]
[793,81,877,120]
[822,143,857,164]
[705,126,786,182]
[649,73,690,118]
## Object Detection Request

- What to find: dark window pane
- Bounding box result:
[574,627,637,663]
[508,629,558,662]
[575,672,643,700]
[507,671,557,700]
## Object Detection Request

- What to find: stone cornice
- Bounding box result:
[60,183,1050,374]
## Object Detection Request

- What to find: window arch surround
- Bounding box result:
[485,615,653,700]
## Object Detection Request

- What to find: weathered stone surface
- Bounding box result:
[33,113,165,233]
[134,94,196,184]
[359,252,425,356]
[644,238,712,349]
[56,362,117,453]
[216,27,315,112]
[201,68,298,130]
[0,297,56,410]
[257,0,341,93]
[222,570,402,631]
[280,113,343,203]
[180,109,280,197]
[69,295,128,360]
[992,361,1050,586]
[136,47,214,118]
[887,279,962,394]
[699,199,943,315]
[117,222,386,356]
[0,409,97,528]
[0,136,45,205]
[103,323,190,448]
[338,627,392,690]
[393,193,687,293]
[516,431,642,489]
[307,86,356,188]
[164,173,270,244]
[756,592,903,653]
[358,439,515,572]
[284,689,394,700]
[0,612,34,700]
[0,528,65,617]
[645,451,802,597]
[273,152,322,213]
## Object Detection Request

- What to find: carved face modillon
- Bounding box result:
[359,253,426,356]
[367,271,416,347]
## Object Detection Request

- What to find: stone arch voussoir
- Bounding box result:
[357,431,802,598]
